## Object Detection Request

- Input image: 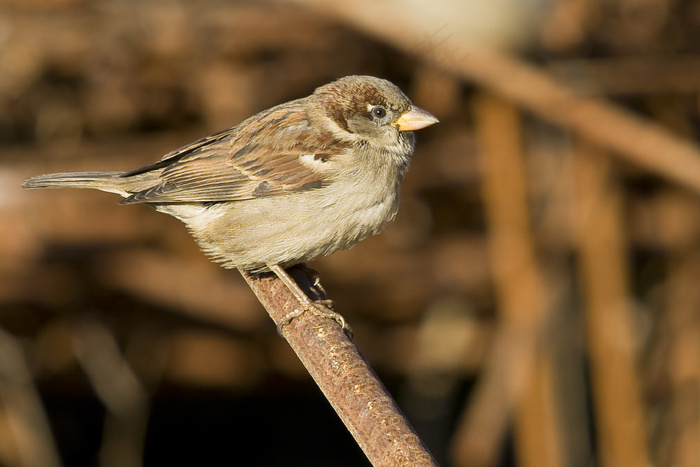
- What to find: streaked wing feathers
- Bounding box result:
[122,104,347,204]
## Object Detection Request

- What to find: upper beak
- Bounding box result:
[394,106,439,131]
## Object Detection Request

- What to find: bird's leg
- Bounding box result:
[268,264,350,335]
[294,263,335,308]
[296,263,323,288]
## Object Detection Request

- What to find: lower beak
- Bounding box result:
[395,106,439,131]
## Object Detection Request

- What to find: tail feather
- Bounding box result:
[22,171,131,197]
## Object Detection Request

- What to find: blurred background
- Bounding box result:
[3,0,700,465]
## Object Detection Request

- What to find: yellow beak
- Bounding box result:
[394,106,439,131]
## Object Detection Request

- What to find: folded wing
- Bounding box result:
[122,104,348,204]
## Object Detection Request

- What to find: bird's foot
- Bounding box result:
[278,299,352,336]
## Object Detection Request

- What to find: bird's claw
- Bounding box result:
[277,300,352,337]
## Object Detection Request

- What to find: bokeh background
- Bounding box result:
[3,0,700,466]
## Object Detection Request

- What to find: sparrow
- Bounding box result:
[23,75,438,328]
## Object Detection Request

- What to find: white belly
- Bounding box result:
[158,181,400,271]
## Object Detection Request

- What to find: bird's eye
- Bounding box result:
[372,106,387,119]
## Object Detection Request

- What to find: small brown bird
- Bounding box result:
[23,75,438,326]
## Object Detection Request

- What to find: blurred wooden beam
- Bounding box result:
[0,328,62,467]
[98,251,266,332]
[451,93,564,467]
[572,141,650,467]
[645,189,700,466]
[657,251,700,466]
[548,56,700,95]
